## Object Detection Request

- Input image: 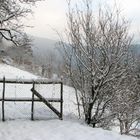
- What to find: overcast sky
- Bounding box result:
[24,0,140,42]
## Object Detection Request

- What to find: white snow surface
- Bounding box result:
[0,64,37,79]
[0,64,138,140]
[0,120,138,140]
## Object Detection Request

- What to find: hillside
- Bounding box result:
[31,36,140,64]
[31,36,62,65]
[0,64,138,140]
[0,64,38,79]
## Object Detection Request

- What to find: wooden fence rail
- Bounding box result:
[0,77,63,121]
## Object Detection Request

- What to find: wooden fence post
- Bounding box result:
[31,82,35,120]
[60,82,63,120]
[2,77,5,121]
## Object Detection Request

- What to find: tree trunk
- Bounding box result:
[85,102,94,126]
[85,85,97,127]
[92,122,96,128]
[124,121,129,134]
[119,119,124,135]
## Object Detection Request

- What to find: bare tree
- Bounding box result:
[0,0,42,46]
[109,52,140,135]
[62,0,132,127]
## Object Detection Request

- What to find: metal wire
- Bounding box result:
[1,82,61,120]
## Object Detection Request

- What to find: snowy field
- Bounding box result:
[0,64,138,140]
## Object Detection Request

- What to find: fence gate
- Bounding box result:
[0,77,63,121]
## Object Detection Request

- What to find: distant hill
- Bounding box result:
[31,36,140,64]
[31,36,140,63]
[31,36,57,55]
[0,35,139,78]
[31,36,63,65]
[30,36,65,78]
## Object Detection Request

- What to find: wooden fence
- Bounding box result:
[0,77,63,121]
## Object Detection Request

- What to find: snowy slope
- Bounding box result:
[0,64,77,119]
[0,64,37,79]
[0,64,138,140]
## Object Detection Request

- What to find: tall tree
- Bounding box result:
[62,0,133,127]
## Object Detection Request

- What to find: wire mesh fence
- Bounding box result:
[0,78,63,121]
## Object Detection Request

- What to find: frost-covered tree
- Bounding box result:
[62,0,132,127]
[110,68,140,135]
[0,0,43,67]
[0,0,42,46]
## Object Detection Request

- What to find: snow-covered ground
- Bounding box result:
[0,120,138,140]
[0,64,138,140]
[0,64,37,79]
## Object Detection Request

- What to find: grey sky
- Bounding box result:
[24,0,140,42]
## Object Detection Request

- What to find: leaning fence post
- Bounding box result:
[60,82,63,120]
[2,77,5,121]
[31,82,35,120]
